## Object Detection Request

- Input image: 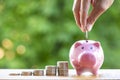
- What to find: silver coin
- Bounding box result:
[21,71,32,76]
[9,73,20,76]
[58,69,68,76]
[57,61,68,70]
[45,65,57,76]
[33,69,44,76]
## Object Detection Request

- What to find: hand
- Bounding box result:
[72,0,114,32]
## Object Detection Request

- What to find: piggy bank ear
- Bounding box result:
[74,42,82,48]
[93,42,100,48]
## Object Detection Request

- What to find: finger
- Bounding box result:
[91,0,94,6]
[86,0,114,31]
[86,7,104,31]
[80,0,91,32]
[72,0,81,28]
[98,0,114,10]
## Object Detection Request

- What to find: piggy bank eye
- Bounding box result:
[90,46,93,50]
[81,46,84,49]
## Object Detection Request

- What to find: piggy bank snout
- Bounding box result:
[78,53,96,66]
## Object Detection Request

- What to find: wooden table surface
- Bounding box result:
[0,69,120,79]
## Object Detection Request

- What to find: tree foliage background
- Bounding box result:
[0,0,120,69]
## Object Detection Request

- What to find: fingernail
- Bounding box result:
[80,25,86,32]
[86,23,92,32]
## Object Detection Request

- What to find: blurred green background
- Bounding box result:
[0,0,120,69]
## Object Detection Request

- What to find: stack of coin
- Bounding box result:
[33,69,44,76]
[21,71,32,76]
[45,65,57,76]
[57,61,68,76]
[9,73,20,76]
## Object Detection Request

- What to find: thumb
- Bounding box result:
[86,7,105,31]
[86,0,114,31]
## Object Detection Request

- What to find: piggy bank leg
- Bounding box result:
[91,69,99,76]
[75,68,83,75]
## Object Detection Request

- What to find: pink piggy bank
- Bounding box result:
[69,40,104,75]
